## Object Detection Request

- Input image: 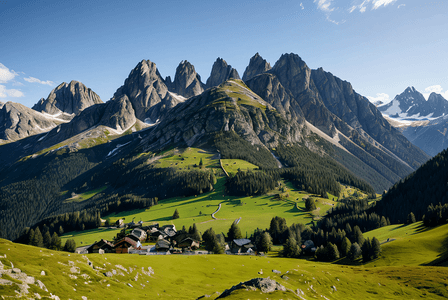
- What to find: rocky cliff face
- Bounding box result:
[0,101,4,109]
[112,59,185,123]
[242,53,271,82]
[205,58,240,89]
[246,73,304,123]
[32,80,103,117]
[427,93,448,117]
[167,60,204,98]
[139,79,304,152]
[0,102,58,142]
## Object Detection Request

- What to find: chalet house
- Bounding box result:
[86,239,114,254]
[114,237,138,254]
[301,240,316,254]
[178,237,200,250]
[127,233,142,243]
[155,239,172,252]
[230,239,255,254]
[161,225,177,238]
[131,228,147,241]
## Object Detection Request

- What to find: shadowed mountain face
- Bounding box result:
[242,52,271,82]
[246,53,428,174]
[166,60,204,98]
[33,80,103,116]
[401,115,448,157]
[205,58,240,89]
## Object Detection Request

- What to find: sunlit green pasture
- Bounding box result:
[154,147,220,170]
[220,159,258,175]
[2,237,448,299]
[64,177,338,245]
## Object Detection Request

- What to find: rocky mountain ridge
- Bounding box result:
[33,80,103,117]
[0,53,431,190]
[376,86,448,156]
[0,102,60,143]
[378,87,448,119]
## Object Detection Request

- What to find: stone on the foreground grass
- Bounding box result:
[216,277,286,299]
[104,271,113,277]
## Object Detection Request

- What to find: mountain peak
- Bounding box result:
[271,53,311,95]
[205,58,240,89]
[405,86,417,94]
[169,60,204,98]
[242,53,271,82]
[1,101,58,142]
[32,80,102,116]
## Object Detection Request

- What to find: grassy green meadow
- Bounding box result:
[3,226,448,299]
[62,177,337,246]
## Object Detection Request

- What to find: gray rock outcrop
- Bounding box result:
[242,53,271,82]
[205,58,240,89]
[32,80,102,116]
[168,60,204,98]
[140,79,304,152]
[112,59,184,122]
[0,102,58,142]
[216,277,286,299]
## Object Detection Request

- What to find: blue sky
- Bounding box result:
[0,0,447,107]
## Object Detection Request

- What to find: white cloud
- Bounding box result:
[300,2,304,10]
[367,92,391,104]
[372,0,397,10]
[0,63,18,83]
[425,85,443,94]
[24,76,54,86]
[349,0,372,13]
[422,85,448,100]
[0,85,25,98]
[314,0,335,12]
[398,4,405,8]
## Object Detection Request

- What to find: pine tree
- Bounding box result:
[202,227,216,250]
[172,209,180,220]
[353,225,365,246]
[32,227,44,247]
[58,226,64,236]
[407,212,416,224]
[50,232,61,250]
[43,231,52,249]
[340,237,351,257]
[63,239,76,252]
[305,198,317,211]
[348,242,361,261]
[371,237,381,258]
[191,223,201,241]
[227,222,243,241]
[259,232,273,254]
[361,238,372,262]
[283,237,300,258]
[27,228,35,245]
[325,242,340,261]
